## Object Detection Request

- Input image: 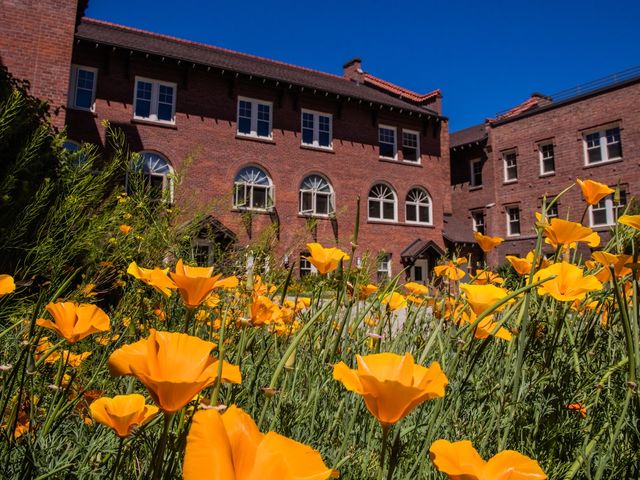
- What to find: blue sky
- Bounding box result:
[87,0,640,131]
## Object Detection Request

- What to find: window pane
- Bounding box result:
[369,200,380,219]
[157,102,172,121]
[302,127,314,145]
[75,88,93,109]
[403,146,417,161]
[257,104,271,137]
[301,191,312,212]
[238,101,252,134]
[252,187,267,209]
[543,157,555,173]
[146,175,164,200]
[238,117,251,134]
[588,147,602,163]
[318,131,330,147]
[406,204,416,222]
[382,201,395,220]
[157,85,174,121]
[592,208,607,226]
[380,142,394,158]
[234,184,246,207]
[257,119,270,137]
[607,142,622,159]
[316,194,329,214]
[419,205,430,223]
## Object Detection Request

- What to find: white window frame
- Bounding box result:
[133,76,177,125]
[237,96,273,139]
[368,183,398,222]
[405,187,432,225]
[589,191,626,227]
[582,125,622,166]
[300,109,332,149]
[378,125,397,160]
[506,206,521,237]
[546,202,559,219]
[472,211,485,234]
[299,174,335,217]
[470,158,483,187]
[377,254,392,281]
[538,141,555,176]
[233,166,275,212]
[126,151,174,203]
[299,254,317,277]
[401,129,420,163]
[503,150,518,183]
[68,65,97,112]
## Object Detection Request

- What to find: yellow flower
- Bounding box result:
[460,284,512,316]
[403,282,428,296]
[429,439,547,480]
[381,292,407,311]
[333,352,448,426]
[543,218,600,249]
[434,258,466,281]
[358,284,379,300]
[0,274,16,296]
[170,259,239,309]
[591,251,632,282]
[90,394,159,437]
[36,302,110,344]
[618,214,640,231]
[577,179,614,206]
[305,243,350,275]
[473,232,504,253]
[127,262,177,297]
[505,251,550,276]
[250,295,281,326]
[533,261,603,302]
[183,405,335,480]
[108,329,241,413]
[472,269,504,285]
[119,224,132,234]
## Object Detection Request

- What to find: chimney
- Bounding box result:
[343,58,364,83]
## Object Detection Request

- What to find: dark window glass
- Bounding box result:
[238,101,252,134]
[369,201,381,219]
[383,202,395,220]
[253,186,267,209]
[419,205,430,223]
[301,191,313,212]
[316,194,329,214]
[406,204,416,222]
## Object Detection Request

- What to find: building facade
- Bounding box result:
[450,74,640,266]
[0,1,450,281]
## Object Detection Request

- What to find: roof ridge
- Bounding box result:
[363,73,440,102]
[82,18,348,83]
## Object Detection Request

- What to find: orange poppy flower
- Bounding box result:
[577,179,614,206]
[533,261,602,302]
[382,292,407,311]
[591,251,632,281]
[429,439,546,479]
[472,269,504,285]
[457,310,513,341]
[333,352,448,426]
[0,274,16,296]
[565,402,587,418]
[618,214,640,231]
[403,282,428,296]
[36,302,110,344]
[473,232,504,253]
[90,394,159,437]
[250,295,281,326]
[108,329,241,413]
[184,405,335,480]
[506,251,550,276]
[127,262,177,297]
[358,284,379,300]
[305,243,350,275]
[434,258,466,281]
[543,218,600,249]
[460,284,512,316]
[119,224,132,234]
[170,259,239,309]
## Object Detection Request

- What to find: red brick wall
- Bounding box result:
[451,81,640,266]
[68,45,449,277]
[0,0,79,127]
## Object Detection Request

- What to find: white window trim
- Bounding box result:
[589,192,625,227]
[367,184,398,222]
[300,254,317,276]
[469,158,483,187]
[502,150,518,183]
[582,124,622,166]
[506,206,521,237]
[472,210,485,233]
[405,188,432,226]
[133,76,177,125]
[300,109,333,149]
[401,129,421,163]
[237,96,273,139]
[538,141,555,176]
[378,124,398,160]
[125,151,175,204]
[299,180,335,217]
[377,254,392,279]
[68,65,98,112]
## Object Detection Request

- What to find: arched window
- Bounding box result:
[368,183,397,221]
[405,187,432,225]
[128,151,173,201]
[234,166,274,211]
[299,174,334,216]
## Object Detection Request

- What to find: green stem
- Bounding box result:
[151,413,173,480]
[377,424,389,480]
[108,437,124,479]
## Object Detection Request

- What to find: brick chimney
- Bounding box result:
[343,58,364,83]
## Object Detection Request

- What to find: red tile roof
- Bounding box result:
[363,73,441,104]
[76,18,442,118]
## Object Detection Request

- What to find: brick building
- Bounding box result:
[450,71,640,266]
[0,0,450,281]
